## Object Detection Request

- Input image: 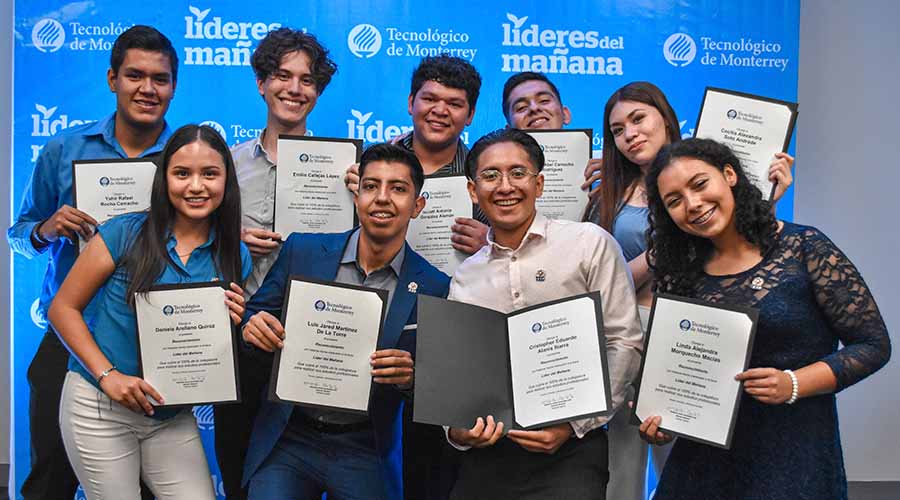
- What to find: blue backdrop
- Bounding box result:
[11,1,800,498]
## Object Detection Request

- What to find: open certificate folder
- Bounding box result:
[414,292,612,430]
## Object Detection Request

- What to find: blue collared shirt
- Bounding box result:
[69,212,252,417]
[7,113,172,319]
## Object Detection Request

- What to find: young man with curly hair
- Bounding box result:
[217,27,339,499]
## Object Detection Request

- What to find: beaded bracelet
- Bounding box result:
[97,366,118,385]
[784,369,799,405]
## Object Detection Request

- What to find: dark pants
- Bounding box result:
[449,428,609,500]
[23,331,154,500]
[214,348,268,499]
[23,332,79,500]
[402,407,461,500]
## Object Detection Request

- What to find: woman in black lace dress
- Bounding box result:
[637,138,891,500]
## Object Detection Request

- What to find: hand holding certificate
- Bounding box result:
[72,158,157,252]
[275,135,362,237]
[269,277,387,414]
[524,129,592,222]
[134,282,240,407]
[414,292,612,430]
[694,87,798,200]
[633,294,758,449]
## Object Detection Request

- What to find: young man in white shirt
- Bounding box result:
[445,128,642,499]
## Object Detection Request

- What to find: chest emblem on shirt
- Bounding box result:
[750,276,764,290]
[408,282,418,293]
[535,270,546,282]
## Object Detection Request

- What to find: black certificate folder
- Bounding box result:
[414,292,612,431]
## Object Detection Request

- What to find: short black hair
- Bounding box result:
[465,128,545,179]
[359,143,425,196]
[110,25,179,84]
[410,55,482,111]
[501,72,563,120]
[251,28,337,95]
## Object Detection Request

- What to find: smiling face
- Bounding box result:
[468,141,544,243]
[656,157,738,242]
[505,79,571,130]
[167,140,227,225]
[108,48,175,130]
[257,50,319,132]
[609,99,670,168]
[356,160,425,245]
[408,80,474,150]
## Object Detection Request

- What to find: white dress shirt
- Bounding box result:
[447,213,643,442]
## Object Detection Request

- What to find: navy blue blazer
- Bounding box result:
[241,230,450,499]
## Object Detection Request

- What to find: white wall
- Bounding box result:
[798,0,900,481]
[2,0,13,471]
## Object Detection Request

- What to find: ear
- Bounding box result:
[535,172,545,199]
[467,179,479,205]
[562,106,572,126]
[107,68,117,92]
[407,93,415,116]
[723,164,738,187]
[411,194,426,219]
[465,105,476,126]
[257,78,266,98]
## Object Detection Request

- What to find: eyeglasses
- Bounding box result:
[474,167,539,188]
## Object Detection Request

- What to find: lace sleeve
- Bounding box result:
[802,227,891,391]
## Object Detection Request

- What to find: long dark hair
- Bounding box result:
[583,81,681,231]
[124,125,243,304]
[645,138,778,296]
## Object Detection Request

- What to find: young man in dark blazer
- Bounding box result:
[239,143,450,500]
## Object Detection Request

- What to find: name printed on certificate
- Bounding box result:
[525,129,591,222]
[634,294,758,449]
[72,159,157,252]
[271,278,386,414]
[694,87,797,199]
[275,135,361,237]
[507,295,610,429]
[134,283,239,407]
[406,175,472,275]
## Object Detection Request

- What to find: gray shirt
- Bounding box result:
[293,228,406,425]
[232,134,279,297]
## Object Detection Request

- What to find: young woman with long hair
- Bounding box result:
[49,124,251,500]
[582,81,794,499]
[638,138,890,499]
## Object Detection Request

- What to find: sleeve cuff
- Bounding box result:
[444,426,472,451]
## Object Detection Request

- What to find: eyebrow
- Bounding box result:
[609,107,645,127]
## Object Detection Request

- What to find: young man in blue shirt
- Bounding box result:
[7,25,177,500]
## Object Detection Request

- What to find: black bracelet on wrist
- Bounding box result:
[32,220,50,247]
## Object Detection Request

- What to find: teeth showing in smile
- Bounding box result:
[185,197,207,203]
[371,212,393,219]
[692,208,715,224]
[495,199,519,206]
[281,98,304,108]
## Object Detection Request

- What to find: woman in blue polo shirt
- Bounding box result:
[49,124,251,500]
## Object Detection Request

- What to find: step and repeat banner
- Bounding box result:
[12,1,799,498]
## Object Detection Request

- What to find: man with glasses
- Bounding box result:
[444,128,642,499]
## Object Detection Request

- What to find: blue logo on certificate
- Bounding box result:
[531,322,542,333]
[727,109,738,119]
[679,319,692,331]
[99,176,110,186]
[314,300,327,311]
[298,153,310,162]
[163,305,175,316]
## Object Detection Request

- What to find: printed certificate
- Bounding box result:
[270,277,387,414]
[694,88,797,200]
[405,175,473,275]
[134,282,239,407]
[72,158,156,252]
[274,135,362,237]
[525,129,592,222]
[633,294,758,449]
